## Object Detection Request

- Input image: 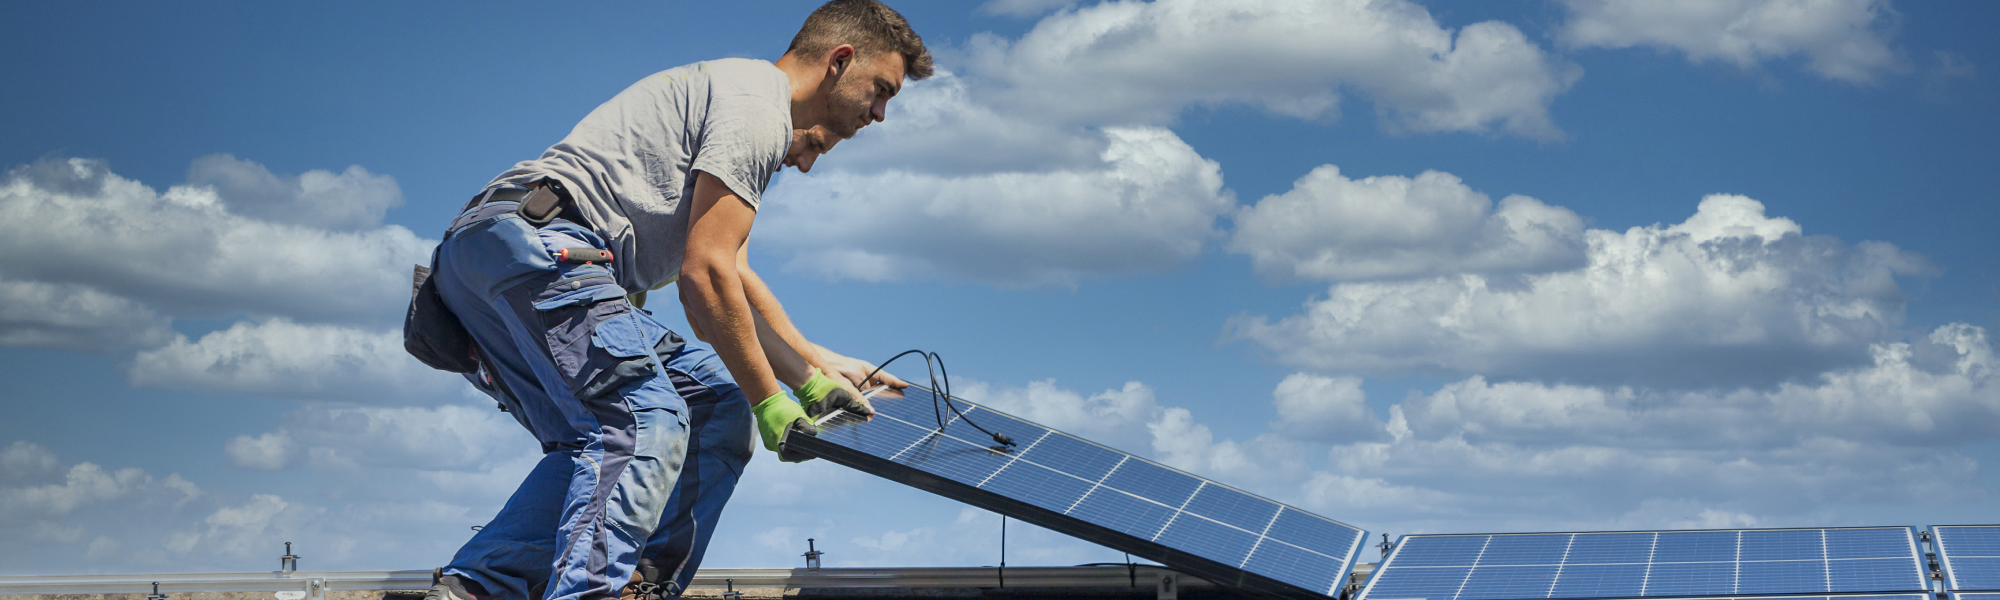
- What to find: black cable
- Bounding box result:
[861,349,1016,448]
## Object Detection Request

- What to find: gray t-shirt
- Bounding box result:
[489,58,792,293]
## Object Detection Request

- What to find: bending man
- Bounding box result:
[421,2,930,599]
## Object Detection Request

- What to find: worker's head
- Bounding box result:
[783,0,933,142]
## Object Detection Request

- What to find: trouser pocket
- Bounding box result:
[536,291,685,403]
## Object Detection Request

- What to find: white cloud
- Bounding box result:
[1231,194,1932,387]
[186,153,404,231]
[0,277,175,354]
[1559,0,1903,84]
[0,458,198,517]
[1269,373,1384,442]
[960,0,1579,139]
[0,158,432,326]
[1,441,59,480]
[246,403,535,473]
[977,0,1077,18]
[1157,322,1999,533]
[127,318,464,404]
[958,379,1163,454]
[761,0,1594,286]
[1228,165,1586,281]
[761,126,1231,286]
[226,432,294,471]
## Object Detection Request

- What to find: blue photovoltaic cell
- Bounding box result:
[1399,536,1496,567]
[1357,528,1926,600]
[1370,566,1475,599]
[1736,560,1826,595]
[1827,529,1916,559]
[1244,538,1345,596]
[794,386,1367,598]
[1654,531,1741,562]
[1458,565,1561,600]
[1565,533,1656,564]
[1645,561,1740,596]
[1269,507,1365,557]
[1156,513,1259,566]
[1067,486,1176,540]
[1957,594,2000,600]
[1936,525,2000,591]
[979,460,1092,513]
[1100,458,1202,508]
[1549,563,1648,598]
[1183,484,1281,533]
[1742,529,1826,561]
[1482,535,1571,566]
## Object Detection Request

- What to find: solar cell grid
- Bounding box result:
[790,385,1367,599]
[1357,528,1926,600]
[1935,525,2000,592]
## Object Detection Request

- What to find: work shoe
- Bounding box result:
[618,559,666,600]
[424,570,493,600]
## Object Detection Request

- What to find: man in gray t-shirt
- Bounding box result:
[422,2,935,600]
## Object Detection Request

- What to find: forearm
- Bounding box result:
[681,261,783,404]
[739,258,831,371]
[755,310,814,388]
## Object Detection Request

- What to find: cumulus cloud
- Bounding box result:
[187,154,404,230]
[128,318,464,404]
[236,403,534,473]
[761,0,1593,286]
[960,0,1579,138]
[1229,166,1586,281]
[0,157,431,326]
[1559,0,1903,84]
[977,0,1077,18]
[0,277,175,354]
[1149,322,1999,533]
[1231,194,1932,387]
[762,127,1232,286]
[958,379,1163,453]
[226,432,295,471]
[1269,374,1384,442]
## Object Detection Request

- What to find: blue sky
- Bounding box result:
[2,0,1996,576]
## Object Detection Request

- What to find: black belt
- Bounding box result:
[448,178,591,237]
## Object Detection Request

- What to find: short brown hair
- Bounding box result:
[786,0,934,81]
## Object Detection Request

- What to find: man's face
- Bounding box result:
[820,50,906,140]
[783,125,839,173]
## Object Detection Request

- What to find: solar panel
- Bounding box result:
[1934,525,2000,591]
[1955,594,2000,600]
[1356,528,1928,600]
[782,385,1368,599]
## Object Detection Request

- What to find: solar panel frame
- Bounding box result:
[784,385,1369,600]
[1933,525,2000,592]
[1356,527,1929,600]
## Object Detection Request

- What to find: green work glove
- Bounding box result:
[795,368,876,418]
[751,391,816,462]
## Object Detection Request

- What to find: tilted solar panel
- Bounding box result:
[1356,527,1928,600]
[783,386,1368,599]
[1954,593,2000,600]
[1934,525,2000,592]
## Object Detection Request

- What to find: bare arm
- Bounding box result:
[737,246,868,398]
[679,172,782,405]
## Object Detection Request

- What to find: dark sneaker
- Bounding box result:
[424,572,492,600]
[619,559,666,600]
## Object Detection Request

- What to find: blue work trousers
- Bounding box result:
[433,196,752,600]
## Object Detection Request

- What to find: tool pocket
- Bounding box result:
[536,290,685,404]
[403,257,479,374]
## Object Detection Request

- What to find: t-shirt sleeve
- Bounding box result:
[690,93,788,211]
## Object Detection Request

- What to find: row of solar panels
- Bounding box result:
[787,386,1998,600]
[1355,525,2000,600]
